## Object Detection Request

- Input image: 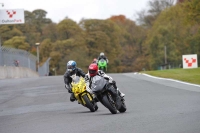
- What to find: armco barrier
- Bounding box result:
[0,66,39,79]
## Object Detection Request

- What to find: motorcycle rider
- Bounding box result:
[85,63,125,100]
[64,60,86,102]
[92,58,98,64]
[97,52,109,64]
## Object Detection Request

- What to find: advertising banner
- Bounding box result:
[0,9,24,24]
[182,54,198,69]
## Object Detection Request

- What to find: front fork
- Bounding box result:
[80,92,94,105]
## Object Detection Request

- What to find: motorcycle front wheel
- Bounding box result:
[82,94,96,112]
[102,93,117,114]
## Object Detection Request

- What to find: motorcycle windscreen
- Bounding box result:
[71,74,80,84]
[100,59,105,62]
[91,75,107,94]
[98,59,107,68]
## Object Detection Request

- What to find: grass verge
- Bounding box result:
[140,67,200,85]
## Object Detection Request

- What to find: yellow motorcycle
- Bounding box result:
[71,76,98,112]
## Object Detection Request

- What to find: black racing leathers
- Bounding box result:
[64,67,85,92]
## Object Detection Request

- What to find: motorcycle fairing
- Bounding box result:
[91,75,107,94]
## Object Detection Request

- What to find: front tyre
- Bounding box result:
[82,95,95,112]
[102,93,117,114]
[95,104,98,111]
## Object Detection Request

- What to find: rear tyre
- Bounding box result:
[118,99,127,113]
[82,95,95,112]
[102,93,117,114]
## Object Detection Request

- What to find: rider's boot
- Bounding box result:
[93,94,98,102]
[70,93,76,102]
[117,88,125,97]
[112,81,125,97]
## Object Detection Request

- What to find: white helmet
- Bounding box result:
[100,52,104,56]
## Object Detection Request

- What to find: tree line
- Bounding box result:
[0,0,199,74]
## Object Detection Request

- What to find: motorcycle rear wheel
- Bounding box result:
[102,93,117,114]
[118,99,126,113]
[82,94,95,112]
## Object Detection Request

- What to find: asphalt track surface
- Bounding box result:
[0,73,200,133]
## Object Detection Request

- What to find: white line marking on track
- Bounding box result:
[141,73,200,88]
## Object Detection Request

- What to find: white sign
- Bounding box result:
[0,9,24,24]
[182,54,198,69]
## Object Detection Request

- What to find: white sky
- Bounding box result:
[0,0,150,23]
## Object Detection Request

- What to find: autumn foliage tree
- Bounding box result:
[1,0,200,74]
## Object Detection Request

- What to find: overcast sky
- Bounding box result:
[1,0,150,23]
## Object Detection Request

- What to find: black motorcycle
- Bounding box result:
[91,75,126,114]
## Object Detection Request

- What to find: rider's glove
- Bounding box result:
[106,59,109,64]
[68,89,72,93]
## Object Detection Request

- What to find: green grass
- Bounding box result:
[140,67,200,85]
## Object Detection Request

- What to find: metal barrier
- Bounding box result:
[0,46,37,71]
[0,46,51,77]
[38,57,51,76]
